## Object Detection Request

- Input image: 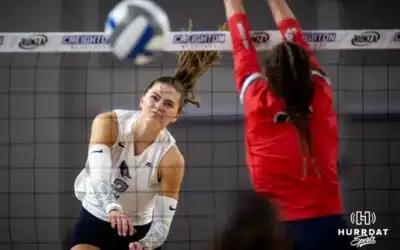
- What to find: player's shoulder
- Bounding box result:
[161,143,185,168]
[92,109,138,125]
[157,127,180,158]
[159,127,177,148]
[112,109,139,119]
[91,111,118,128]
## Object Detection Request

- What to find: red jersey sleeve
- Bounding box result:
[277,18,322,72]
[278,18,333,106]
[227,13,268,116]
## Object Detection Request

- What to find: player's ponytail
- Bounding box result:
[173,20,226,108]
[265,41,320,179]
[146,20,224,113]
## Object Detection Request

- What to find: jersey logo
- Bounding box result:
[169,206,176,211]
[118,142,125,148]
[284,28,297,42]
[145,162,152,167]
[119,160,131,179]
[91,149,103,153]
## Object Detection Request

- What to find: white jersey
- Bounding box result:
[74,109,177,225]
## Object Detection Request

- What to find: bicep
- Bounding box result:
[159,148,185,200]
[89,112,118,147]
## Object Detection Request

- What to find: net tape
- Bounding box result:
[0,29,399,53]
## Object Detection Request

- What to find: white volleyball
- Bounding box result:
[104,0,170,64]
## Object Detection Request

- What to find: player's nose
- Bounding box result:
[154,101,164,112]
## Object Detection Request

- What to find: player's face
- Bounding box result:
[140,82,181,128]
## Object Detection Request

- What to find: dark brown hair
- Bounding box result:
[144,21,225,113]
[265,41,320,178]
[212,191,284,250]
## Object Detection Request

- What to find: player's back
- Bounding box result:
[244,75,342,221]
[74,109,177,225]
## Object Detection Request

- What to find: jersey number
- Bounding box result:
[112,179,129,193]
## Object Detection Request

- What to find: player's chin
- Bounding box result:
[144,114,166,127]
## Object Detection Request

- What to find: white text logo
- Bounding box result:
[338,211,389,248]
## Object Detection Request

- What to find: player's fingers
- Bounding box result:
[128,220,135,236]
[110,216,116,229]
[121,217,128,237]
[129,242,144,250]
[116,216,123,236]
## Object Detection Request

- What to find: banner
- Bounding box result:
[0,30,399,53]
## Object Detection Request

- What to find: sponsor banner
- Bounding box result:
[0,30,399,52]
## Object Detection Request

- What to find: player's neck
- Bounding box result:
[132,116,162,153]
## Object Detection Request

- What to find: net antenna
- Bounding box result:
[0,29,399,53]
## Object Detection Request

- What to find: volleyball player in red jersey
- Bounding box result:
[223,0,355,249]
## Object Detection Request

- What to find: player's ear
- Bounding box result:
[170,112,179,123]
[171,108,183,123]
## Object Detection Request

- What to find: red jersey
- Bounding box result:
[227,13,343,221]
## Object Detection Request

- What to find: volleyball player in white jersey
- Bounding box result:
[70,47,222,250]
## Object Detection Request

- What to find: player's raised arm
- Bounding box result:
[223,0,268,114]
[266,0,324,73]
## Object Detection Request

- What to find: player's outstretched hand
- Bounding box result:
[108,210,135,237]
[129,242,148,250]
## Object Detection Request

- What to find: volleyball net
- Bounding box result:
[1,29,399,250]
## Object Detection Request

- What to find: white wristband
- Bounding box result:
[105,202,123,214]
[138,195,178,249]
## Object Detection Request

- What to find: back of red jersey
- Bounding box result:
[227,14,343,221]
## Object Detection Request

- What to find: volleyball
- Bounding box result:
[104,0,171,65]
